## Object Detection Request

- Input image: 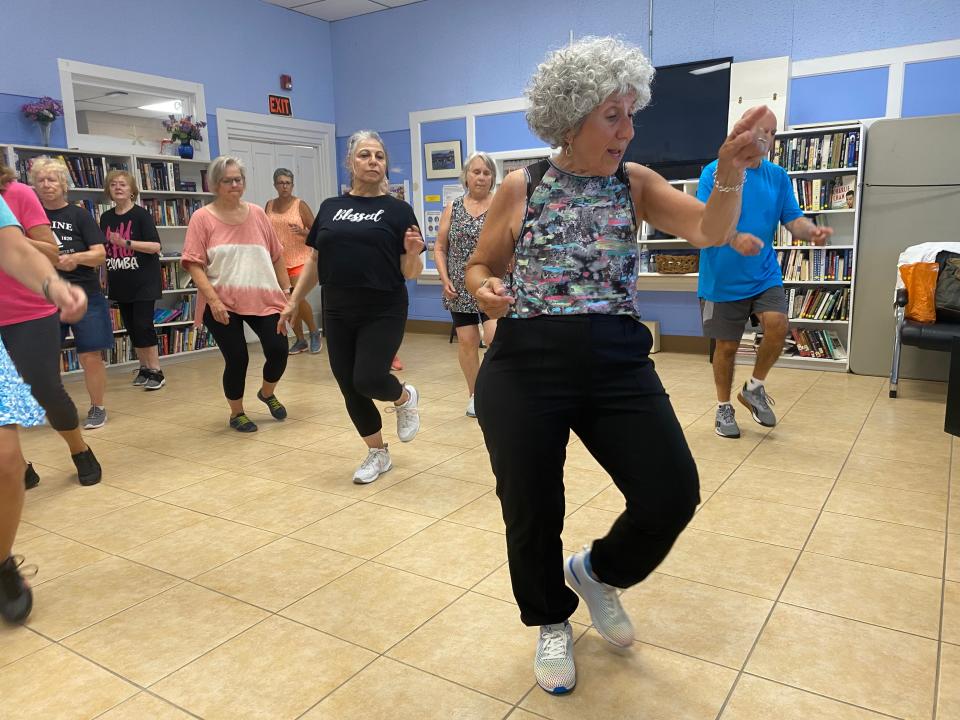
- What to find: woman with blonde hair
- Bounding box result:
[31,157,111,430]
[100,169,165,390]
[435,151,498,417]
[182,156,290,433]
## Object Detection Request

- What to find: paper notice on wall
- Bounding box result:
[424,194,441,203]
[424,211,441,239]
[443,184,464,207]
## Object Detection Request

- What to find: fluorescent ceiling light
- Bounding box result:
[138,99,183,113]
[689,62,731,75]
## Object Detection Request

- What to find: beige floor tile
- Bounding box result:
[853,428,951,466]
[286,453,418,497]
[283,562,463,652]
[0,644,137,718]
[195,537,363,611]
[695,457,740,493]
[415,415,487,449]
[98,692,196,719]
[242,418,346,449]
[839,454,949,495]
[292,501,435,558]
[218,485,355,534]
[939,642,960,719]
[560,466,613,505]
[718,466,835,509]
[657,528,798,599]
[189,437,292,472]
[102,454,229,497]
[561,506,621,552]
[746,604,937,719]
[387,591,544,703]
[122,517,279,579]
[521,632,737,720]
[376,520,506,588]
[29,556,179,640]
[621,573,773,668]
[690,493,819,549]
[57,499,206,554]
[13,521,47,543]
[152,616,375,720]
[21,463,78,501]
[743,435,849,479]
[303,656,510,719]
[686,428,764,465]
[584,484,626,513]
[0,625,49,668]
[384,439,473,473]
[13,531,109,586]
[949,534,960,581]
[157,473,285,514]
[824,481,948,531]
[445,490,506,533]
[563,440,605,472]
[781,552,941,638]
[367,472,490,518]
[429,445,496,486]
[945,581,960,645]
[22,484,143,531]
[807,512,945,577]
[470,562,593,627]
[721,674,892,719]
[62,583,267,686]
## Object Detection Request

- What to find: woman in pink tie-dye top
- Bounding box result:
[182,155,292,433]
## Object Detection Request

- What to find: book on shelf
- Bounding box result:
[76,198,114,223]
[14,153,127,189]
[829,175,857,209]
[772,130,859,172]
[777,248,854,282]
[784,286,850,320]
[788,327,847,360]
[140,196,202,226]
[160,264,195,291]
[60,324,216,370]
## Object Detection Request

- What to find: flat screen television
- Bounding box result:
[625,57,733,182]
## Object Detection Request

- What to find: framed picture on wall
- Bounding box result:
[424,140,462,179]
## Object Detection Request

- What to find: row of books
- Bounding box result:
[15,154,126,189]
[160,265,194,291]
[153,296,197,324]
[790,328,848,360]
[778,248,854,282]
[141,197,203,226]
[77,199,115,223]
[136,159,180,192]
[772,131,859,172]
[60,327,217,371]
[773,217,837,247]
[792,175,856,211]
[785,286,850,321]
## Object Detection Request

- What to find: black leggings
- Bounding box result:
[325,287,407,437]
[116,300,157,349]
[0,313,79,432]
[202,308,288,401]
[475,315,700,627]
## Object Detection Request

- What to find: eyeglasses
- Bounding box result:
[220,177,244,186]
[274,181,293,187]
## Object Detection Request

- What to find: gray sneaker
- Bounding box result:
[738,383,777,427]
[309,330,323,354]
[84,406,107,430]
[143,370,165,391]
[132,367,149,387]
[288,339,308,355]
[715,404,740,438]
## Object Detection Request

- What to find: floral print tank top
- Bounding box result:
[508,160,639,318]
[442,197,486,314]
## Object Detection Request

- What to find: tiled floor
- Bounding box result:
[4,333,956,720]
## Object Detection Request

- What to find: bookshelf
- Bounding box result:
[636,179,700,291]
[1,143,219,374]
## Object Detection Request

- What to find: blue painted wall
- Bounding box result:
[902,56,960,117]
[788,68,890,125]
[476,112,543,154]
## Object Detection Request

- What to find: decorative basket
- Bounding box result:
[654,253,699,274]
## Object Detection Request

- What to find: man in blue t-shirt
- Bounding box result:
[696,109,832,439]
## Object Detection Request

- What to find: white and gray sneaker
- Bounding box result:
[564,546,634,648]
[738,382,777,427]
[535,622,576,695]
[353,446,392,484]
[466,394,476,418]
[388,384,420,443]
[83,406,107,430]
[715,403,740,439]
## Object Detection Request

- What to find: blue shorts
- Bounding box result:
[62,292,114,353]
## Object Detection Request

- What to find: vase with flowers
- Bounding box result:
[22,97,64,147]
[162,115,207,159]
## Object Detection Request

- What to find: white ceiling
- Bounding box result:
[262,0,423,22]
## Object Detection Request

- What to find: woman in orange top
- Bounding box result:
[265,168,321,354]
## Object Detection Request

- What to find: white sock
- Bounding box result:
[746,377,764,391]
[718,401,732,409]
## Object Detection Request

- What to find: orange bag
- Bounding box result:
[899,262,939,323]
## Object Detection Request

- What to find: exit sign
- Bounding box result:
[269,95,292,116]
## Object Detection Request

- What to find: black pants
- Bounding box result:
[202,308,288,401]
[0,312,79,431]
[325,286,407,437]
[475,315,700,627]
[116,300,157,349]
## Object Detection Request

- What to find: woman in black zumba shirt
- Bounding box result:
[281,130,425,485]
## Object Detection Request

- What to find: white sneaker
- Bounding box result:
[535,622,576,695]
[466,395,476,418]
[352,446,392,484]
[389,384,420,443]
[564,545,634,648]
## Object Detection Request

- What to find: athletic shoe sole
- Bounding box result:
[737,393,776,427]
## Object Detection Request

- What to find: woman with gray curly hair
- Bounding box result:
[466,36,767,695]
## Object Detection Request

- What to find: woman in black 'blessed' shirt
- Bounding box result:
[282,130,425,485]
[100,170,165,390]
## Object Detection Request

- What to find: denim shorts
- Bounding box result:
[61,292,114,353]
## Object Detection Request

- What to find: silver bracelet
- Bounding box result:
[714,174,746,193]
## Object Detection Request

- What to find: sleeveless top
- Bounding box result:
[442,196,488,313]
[266,198,312,269]
[508,160,639,319]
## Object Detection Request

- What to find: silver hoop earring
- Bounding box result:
[564,144,572,158]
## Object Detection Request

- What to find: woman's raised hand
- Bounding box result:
[717,105,769,175]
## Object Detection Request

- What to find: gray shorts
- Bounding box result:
[701,286,788,341]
